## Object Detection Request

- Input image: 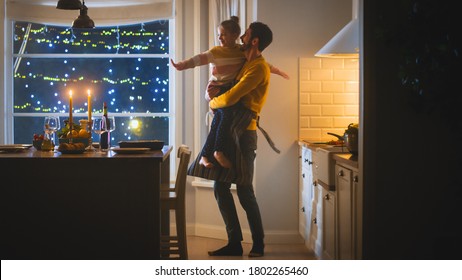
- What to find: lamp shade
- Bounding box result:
[72,4,95,28]
[56,0,82,10]
[315,18,359,58]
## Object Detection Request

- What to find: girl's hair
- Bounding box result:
[220,16,241,35]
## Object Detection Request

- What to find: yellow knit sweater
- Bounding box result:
[209,55,270,130]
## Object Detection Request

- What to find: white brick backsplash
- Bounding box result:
[300,69,309,81]
[333,117,359,128]
[322,81,344,92]
[310,93,333,104]
[300,81,321,92]
[300,128,323,140]
[344,59,360,69]
[300,92,309,104]
[333,92,359,104]
[345,105,360,116]
[345,80,359,92]
[311,117,333,128]
[300,105,321,116]
[300,117,310,128]
[322,105,345,116]
[334,69,359,81]
[299,57,359,134]
[310,69,333,80]
[300,57,322,69]
[321,59,344,69]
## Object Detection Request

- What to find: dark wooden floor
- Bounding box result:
[187,235,317,260]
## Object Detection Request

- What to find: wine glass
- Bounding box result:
[44,116,60,147]
[106,116,116,149]
[92,116,108,153]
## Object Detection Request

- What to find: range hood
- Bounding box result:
[315,0,359,58]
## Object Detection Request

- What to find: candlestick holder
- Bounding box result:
[87,120,95,152]
[69,121,74,144]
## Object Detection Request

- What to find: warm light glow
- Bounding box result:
[129,119,140,129]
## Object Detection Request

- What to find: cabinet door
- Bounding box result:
[336,164,353,259]
[322,188,336,260]
[352,170,362,259]
[299,147,314,241]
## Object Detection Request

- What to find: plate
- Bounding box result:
[111,147,150,154]
[58,149,86,154]
[0,145,31,153]
[118,140,164,150]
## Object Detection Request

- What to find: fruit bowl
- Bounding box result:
[59,137,90,147]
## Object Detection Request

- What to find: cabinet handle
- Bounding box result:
[302,173,305,178]
[312,218,317,224]
[308,160,313,165]
[338,170,344,177]
[353,175,359,182]
[324,194,330,200]
[304,158,308,163]
[301,207,305,212]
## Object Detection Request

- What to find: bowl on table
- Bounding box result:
[59,137,90,147]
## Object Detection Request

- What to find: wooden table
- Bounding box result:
[0,145,173,260]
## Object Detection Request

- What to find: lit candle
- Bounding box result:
[69,90,73,128]
[87,89,92,121]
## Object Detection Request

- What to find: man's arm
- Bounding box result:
[209,63,265,109]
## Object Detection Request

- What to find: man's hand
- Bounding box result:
[205,85,221,102]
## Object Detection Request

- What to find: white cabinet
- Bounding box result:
[335,157,361,260]
[299,145,315,245]
[322,188,336,260]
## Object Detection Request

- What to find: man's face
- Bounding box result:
[240,28,252,51]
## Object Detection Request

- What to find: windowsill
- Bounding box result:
[191,178,236,189]
[192,178,214,188]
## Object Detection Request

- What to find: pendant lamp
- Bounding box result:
[72,1,95,29]
[56,0,82,10]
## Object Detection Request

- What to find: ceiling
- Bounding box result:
[8,1,170,8]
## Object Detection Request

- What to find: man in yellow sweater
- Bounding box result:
[207,21,273,257]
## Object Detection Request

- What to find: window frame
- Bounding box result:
[5,19,176,143]
[4,18,177,178]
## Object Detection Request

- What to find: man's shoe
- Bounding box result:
[208,243,243,256]
[248,243,264,258]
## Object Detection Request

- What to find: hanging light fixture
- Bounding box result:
[56,0,82,10]
[72,1,95,29]
[315,0,359,58]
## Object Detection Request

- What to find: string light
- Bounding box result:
[13,21,170,141]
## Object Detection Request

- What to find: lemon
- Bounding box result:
[67,130,79,138]
[78,129,90,138]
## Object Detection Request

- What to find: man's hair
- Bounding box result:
[249,22,273,52]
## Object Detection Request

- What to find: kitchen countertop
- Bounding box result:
[333,153,359,169]
[298,139,335,151]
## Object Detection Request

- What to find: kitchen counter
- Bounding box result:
[298,139,341,151]
[1,146,172,260]
[333,153,358,169]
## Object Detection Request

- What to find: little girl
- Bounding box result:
[171,16,288,168]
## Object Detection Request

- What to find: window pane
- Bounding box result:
[14,21,169,54]
[14,57,170,114]
[14,116,169,145]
